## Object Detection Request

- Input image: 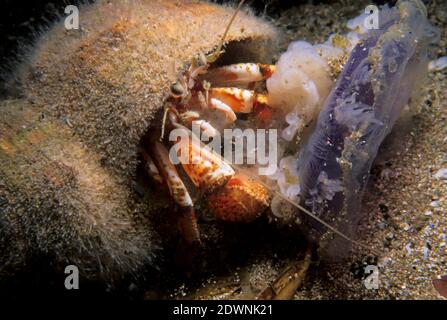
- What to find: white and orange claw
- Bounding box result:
[174,134,235,193]
[201,63,276,86]
[142,150,163,184]
[209,87,269,114]
[209,98,237,123]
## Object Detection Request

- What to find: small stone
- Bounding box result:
[430,200,440,208]
[424,210,433,216]
[403,222,412,231]
[428,57,447,72]
[434,168,447,180]
[405,242,413,255]
[380,168,393,180]
[379,203,389,214]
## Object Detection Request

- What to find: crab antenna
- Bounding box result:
[160,106,170,141]
[207,0,247,64]
[231,164,380,256]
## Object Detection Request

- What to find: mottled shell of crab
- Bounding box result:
[207,173,270,223]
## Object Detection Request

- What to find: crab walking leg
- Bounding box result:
[181,118,220,140]
[209,88,269,114]
[149,140,201,244]
[201,63,276,86]
[258,244,313,300]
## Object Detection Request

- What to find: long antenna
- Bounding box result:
[207,0,247,63]
[233,164,380,256]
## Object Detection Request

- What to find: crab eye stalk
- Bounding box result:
[170,81,186,98]
[196,52,208,68]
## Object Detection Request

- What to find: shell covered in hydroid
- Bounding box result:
[0,0,277,282]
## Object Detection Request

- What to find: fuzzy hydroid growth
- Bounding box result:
[0,0,277,282]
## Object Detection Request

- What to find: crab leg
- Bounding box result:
[193,120,219,140]
[207,173,270,223]
[258,244,313,300]
[177,111,219,139]
[209,88,269,114]
[201,63,276,86]
[149,140,201,244]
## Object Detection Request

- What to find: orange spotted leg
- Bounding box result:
[148,139,201,247]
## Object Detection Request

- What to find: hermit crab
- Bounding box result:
[143,33,277,247]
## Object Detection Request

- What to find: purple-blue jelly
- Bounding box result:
[297,0,439,256]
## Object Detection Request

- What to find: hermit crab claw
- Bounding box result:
[201,63,276,87]
[208,173,271,223]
